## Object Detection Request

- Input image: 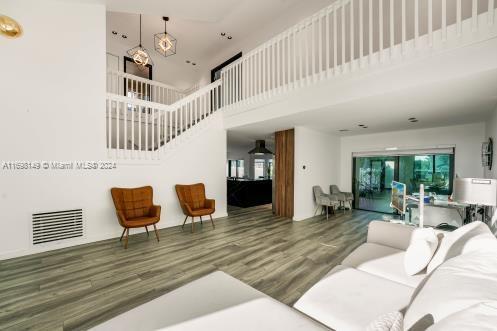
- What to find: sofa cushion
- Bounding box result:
[427,221,497,273]
[404,228,438,276]
[367,221,415,251]
[294,265,413,331]
[366,311,403,331]
[426,302,497,331]
[93,271,326,331]
[404,250,497,330]
[342,243,426,288]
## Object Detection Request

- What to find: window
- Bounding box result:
[227,160,244,178]
[254,159,265,179]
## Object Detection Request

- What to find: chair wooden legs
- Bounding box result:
[124,228,129,249]
[180,215,215,233]
[153,224,160,242]
[209,214,215,229]
[119,228,126,242]
[145,226,149,236]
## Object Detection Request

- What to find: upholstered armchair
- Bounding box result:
[175,183,215,233]
[313,186,339,220]
[330,185,354,210]
[110,186,161,249]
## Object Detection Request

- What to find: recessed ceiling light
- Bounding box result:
[410,119,419,123]
[192,63,196,66]
[227,36,232,40]
[339,129,350,132]
[121,34,127,39]
[408,117,416,120]
[221,32,226,36]
[186,60,190,63]
[362,126,368,128]
[112,31,117,35]
[358,124,365,127]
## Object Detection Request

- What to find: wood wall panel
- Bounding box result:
[274,129,294,218]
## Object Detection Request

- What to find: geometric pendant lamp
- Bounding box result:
[127,14,153,66]
[154,17,177,58]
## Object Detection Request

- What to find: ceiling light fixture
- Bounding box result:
[127,14,153,67]
[0,15,23,39]
[154,16,177,58]
[112,31,117,35]
[227,36,232,40]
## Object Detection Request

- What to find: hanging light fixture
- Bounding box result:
[154,17,177,58]
[0,15,23,38]
[127,14,153,66]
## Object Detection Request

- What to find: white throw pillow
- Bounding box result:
[426,302,497,331]
[366,311,403,331]
[404,228,438,276]
[427,221,495,273]
[404,250,497,330]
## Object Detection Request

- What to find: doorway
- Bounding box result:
[352,150,455,213]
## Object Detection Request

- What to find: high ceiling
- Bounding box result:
[228,68,497,147]
[100,0,335,89]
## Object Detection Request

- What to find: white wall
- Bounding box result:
[339,123,486,192]
[294,127,341,221]
[484,105,497,234]
[485,105,497,179]
[0,0,227,260]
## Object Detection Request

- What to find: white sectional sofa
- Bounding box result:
[95,220,497,331]
[294,220,497,331]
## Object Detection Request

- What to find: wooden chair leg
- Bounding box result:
[182,216,188,229]
[145,226,149,236]
[191,217,195,233]
[209,214,215,229]
[124,228,129,249]
[119,228,126,242]
[200,216,203,225]
[153,224,160,242]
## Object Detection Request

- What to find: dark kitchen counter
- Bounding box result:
[227,179,272,208]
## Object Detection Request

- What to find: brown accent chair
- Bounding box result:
[175,183,215,233]
[110,186,161,249]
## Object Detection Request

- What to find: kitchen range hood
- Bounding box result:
[248,140,273,155]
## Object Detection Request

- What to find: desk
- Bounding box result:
[408,197,468,228]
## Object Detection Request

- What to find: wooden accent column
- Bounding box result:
[274,129,294,218]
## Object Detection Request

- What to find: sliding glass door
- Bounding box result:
[354,156,398,213]
[353,150,454,213]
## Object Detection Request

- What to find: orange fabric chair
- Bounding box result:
[175,183,215,233]
[110,186,161,248]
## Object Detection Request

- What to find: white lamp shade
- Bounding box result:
[453,178,497,206]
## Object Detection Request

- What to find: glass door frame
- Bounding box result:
[352,150,455,214]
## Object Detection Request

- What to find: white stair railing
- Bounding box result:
[106,80,222,159]
[221,0,497,108]
[107,70,186,106]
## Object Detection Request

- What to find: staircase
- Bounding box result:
[106,0,497,160]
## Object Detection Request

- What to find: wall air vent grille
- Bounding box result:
[32,209,83,245]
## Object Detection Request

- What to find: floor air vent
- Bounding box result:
[32,209,83,245]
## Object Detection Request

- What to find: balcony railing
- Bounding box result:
[220,0,497,108]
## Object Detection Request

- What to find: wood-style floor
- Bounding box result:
[0,206,388,330]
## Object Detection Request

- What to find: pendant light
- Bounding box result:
[0,15,23,38]
[127,14,153,66]
[154,17,177,58]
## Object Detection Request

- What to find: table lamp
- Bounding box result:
[452,178,497,223]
